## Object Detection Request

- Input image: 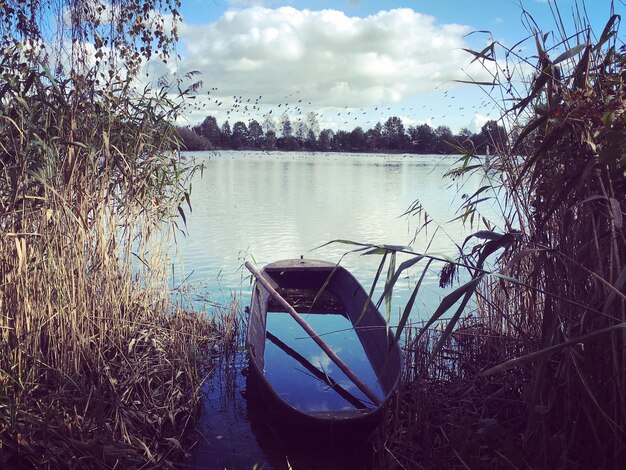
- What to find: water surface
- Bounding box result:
[173,150,495,317]
[179,151,497,468]
[264,312,382,412]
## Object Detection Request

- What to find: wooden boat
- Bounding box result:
[246,259,402,430]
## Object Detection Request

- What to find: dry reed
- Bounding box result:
[0,45,217,468]
[375,3,626,468]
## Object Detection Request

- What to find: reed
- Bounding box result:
[374,317,534,468]
[372,2,625,468]
[0,44,216,467]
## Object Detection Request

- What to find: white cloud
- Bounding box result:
[469,113,493,132]
[161,6,494,127]
[310,350,334,373]
[227,0,284,6]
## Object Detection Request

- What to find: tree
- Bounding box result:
[365,123,382,151]
[410,124,436,153]
[280,112,293,138]
[476,120,508,154]
[0,0,181,77]
[434,125,454,154]
[452,127,474,153]
[231,121,249,149]
[220,121,232,148]
[262,114,277,134]
[175,126,212,150]
[278,136,299,151]
[248,119,264,148]
[349,127,365,152]
[305,129,318,151]
[318,129,334,151]
[332,130,350,151]
[0,1,208,466]
[295,121,308,142]
[382,117,406,150]
[263,130,277,150]
[456,127,473,140]
[194,115,221,146]
[306,111,320,138]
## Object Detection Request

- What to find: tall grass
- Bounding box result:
[0,46,213,467]
[370,3,625,468]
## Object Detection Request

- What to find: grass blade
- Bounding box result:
[415,277,482,344]
[392,258,434,348]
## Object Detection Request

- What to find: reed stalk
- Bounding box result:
[372,2,626,468]
[0,41,215,467]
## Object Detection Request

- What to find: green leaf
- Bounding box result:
[423,252,456,264]
[462,43,495,63]
[476,233,515,268]
[422,276,482,372]
[415,277,482,344]
[392,258,434,348]
[602,111,616,126]
[310,259,345,312]
[316,239,411,256]
[465,185,492,202]
[462,231,504,251]
[13,95,30,112]
[491,272,521,283]
[314,239,375,251]
[471,230,504,241]
[599,131,625,164]
[362,248,389,256]
[376,255,425,309]
[355,252,388,326]
[384,251,396,322]
[511,67,550,115]
[454,80,497,86]
[512,114,548,154]
[602,265,626,315]
[608,198,623,229]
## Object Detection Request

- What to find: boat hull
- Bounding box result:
[246,259,402,432]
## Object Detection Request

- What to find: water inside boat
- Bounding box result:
[263,311,384,412]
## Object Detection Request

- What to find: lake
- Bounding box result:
[177,150,495,468]
[172,150,495,316]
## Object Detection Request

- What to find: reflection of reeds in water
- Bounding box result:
[211,298,246,411]
[0,60,214,467]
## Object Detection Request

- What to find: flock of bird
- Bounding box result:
[191,85,497,131]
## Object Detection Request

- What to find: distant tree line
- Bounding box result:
[176,112,506,154]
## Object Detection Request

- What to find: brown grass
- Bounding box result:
[0,45,217,468]
[375,313,534,469]
[374,3,626,469]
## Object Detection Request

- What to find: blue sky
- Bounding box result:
[163,0,622,133]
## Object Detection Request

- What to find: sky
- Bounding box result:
[153,0,623,134]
